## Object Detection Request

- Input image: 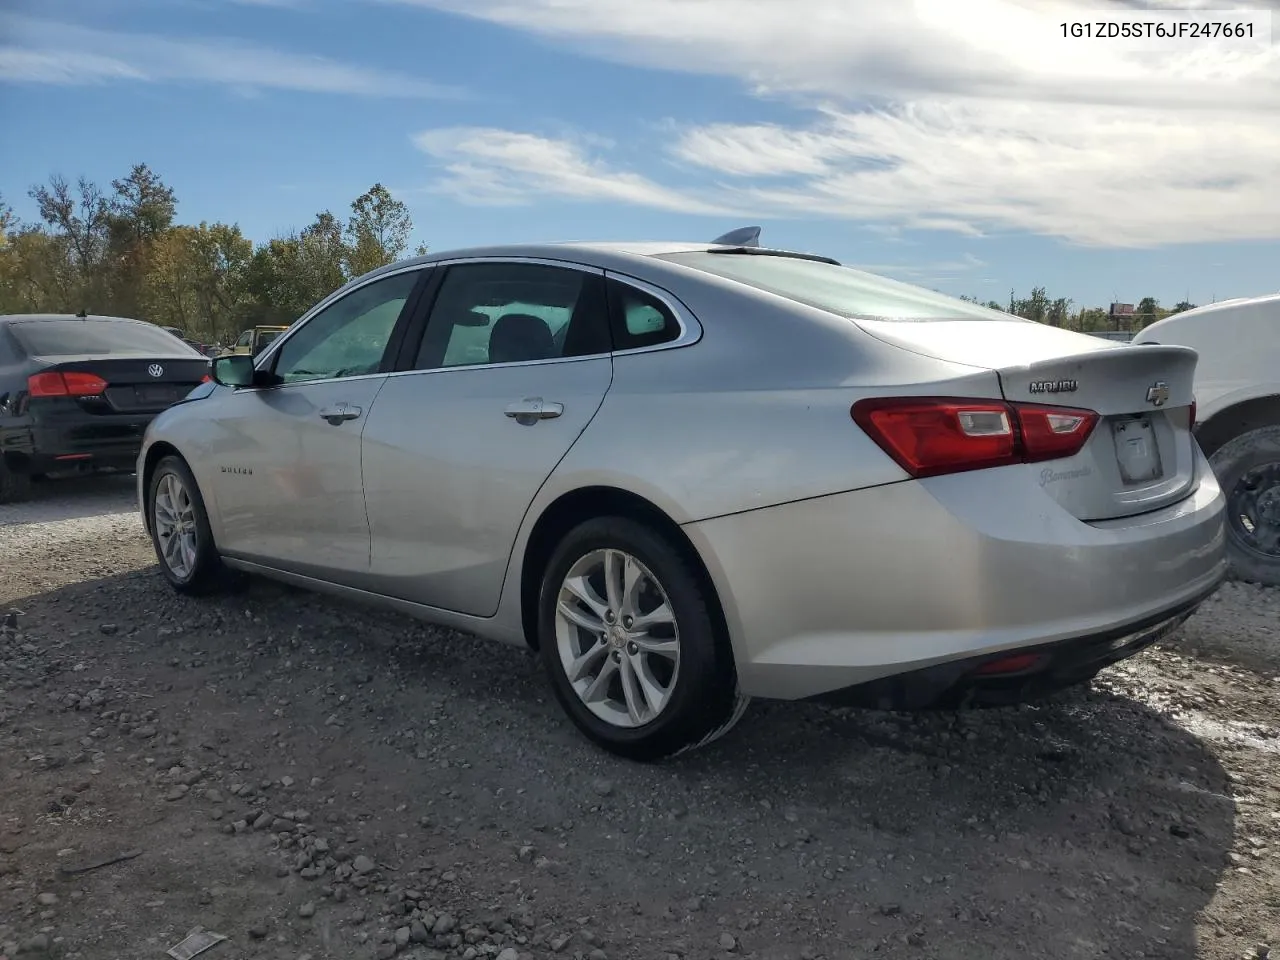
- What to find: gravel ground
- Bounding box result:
[1,475,1278,960]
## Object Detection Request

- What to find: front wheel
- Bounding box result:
[1209,425,1280,587]
[147,456,232,594]
[537,517,749,761]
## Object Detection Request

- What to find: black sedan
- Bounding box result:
[0,313,212,502]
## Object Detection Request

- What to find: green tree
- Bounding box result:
[1171,300,1196,314]
[1137,296,1161,328]
[28,174,111,309]
[1011,286,1049,324]
[1047,296,1072,327]
[105,164,179,319]
[344,183,412,277]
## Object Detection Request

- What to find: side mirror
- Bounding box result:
[211,354,275,388]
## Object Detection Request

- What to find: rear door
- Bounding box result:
[854,318,1199,520]
[361,259,614,616]
[205,268,428,580]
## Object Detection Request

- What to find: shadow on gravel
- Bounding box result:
[0,473,137,527]
[10,568,1237,960]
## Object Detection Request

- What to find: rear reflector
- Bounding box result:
[851,397,1099,479]
[27,371,109,398]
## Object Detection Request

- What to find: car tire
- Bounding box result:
[537,516,750,761]
[1209,424,1280,587]
[147,455,233,594]
[0,459,33,504]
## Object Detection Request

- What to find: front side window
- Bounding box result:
[414,262,610,370]
[271,271,420,383]
[658,251,1011,322]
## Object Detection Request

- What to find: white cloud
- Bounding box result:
[388,0,1280,246]
[0,12,465,98]
[412,128,739,215]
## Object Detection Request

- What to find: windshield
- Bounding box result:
[9,319,203,357]
[658,252,1014,322]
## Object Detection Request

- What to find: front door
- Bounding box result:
[361,260,614,616]
[206,268,425,581]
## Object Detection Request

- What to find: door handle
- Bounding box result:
[318,403,362,425]
[504,397,564,424]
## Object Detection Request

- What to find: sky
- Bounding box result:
[1,0,1278,311]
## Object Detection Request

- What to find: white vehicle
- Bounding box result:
[1134,293,1280,585]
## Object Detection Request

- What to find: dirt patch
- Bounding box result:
[1,477,1277,960]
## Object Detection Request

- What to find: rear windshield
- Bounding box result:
[658,252,1011,322]
[9,319,202,357]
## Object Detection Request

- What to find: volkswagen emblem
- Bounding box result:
[1145,381,1169,406]
[147,363,164,378]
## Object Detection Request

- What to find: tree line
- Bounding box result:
[959,287,1197,331]
[1,162,1198,344]
[0,163,423,345]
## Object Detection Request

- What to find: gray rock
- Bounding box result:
[299,901,316,918]
[497,950,519,960]
[592,779,615,797]
[395,927,411,948]
[19,933,50,955]
[432,914,456,935]
[352,854,376,874]
[36,892,58,906]
[718,932,738,951]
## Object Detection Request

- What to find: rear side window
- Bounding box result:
[8,319,202,357]
[606,279,681,350]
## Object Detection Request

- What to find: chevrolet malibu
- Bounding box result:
[137,230,1228,760]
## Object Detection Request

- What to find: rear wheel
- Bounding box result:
[1209,425,1280,587]
[147,456,232,594]
[0,459,33,504]
[537,517,749,761]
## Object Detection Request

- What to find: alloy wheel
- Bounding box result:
[553,548,682,728]
[153,472,199,580]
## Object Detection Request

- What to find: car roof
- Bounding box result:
[356,240,829,283]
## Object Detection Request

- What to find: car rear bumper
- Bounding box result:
[3,411,155,473]
[682,452,1228,702]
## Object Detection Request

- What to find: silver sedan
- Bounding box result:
[138,229,1228,760]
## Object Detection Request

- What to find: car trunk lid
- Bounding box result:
[852,318,1200,521]
[31,354,211,414]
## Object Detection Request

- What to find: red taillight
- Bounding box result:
[851,397,1099,479]
[1016,403,1100,463]
[1188,398,1197,427]
[201,374,212,383]
[27,371,109,398]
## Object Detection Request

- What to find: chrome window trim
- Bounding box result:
[240,256,703,389]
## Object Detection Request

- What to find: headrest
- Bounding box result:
[489,313,555,364]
